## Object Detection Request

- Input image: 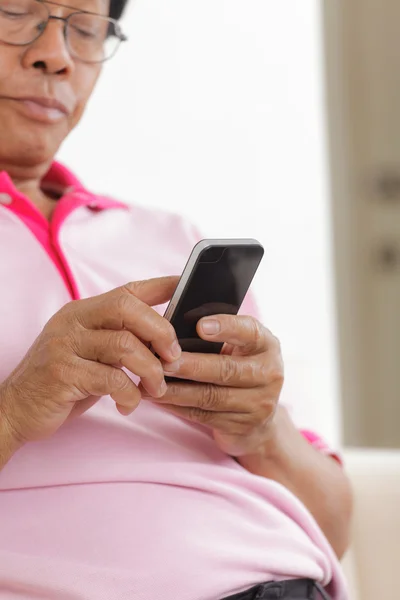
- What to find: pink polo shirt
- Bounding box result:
[0,163,348,600]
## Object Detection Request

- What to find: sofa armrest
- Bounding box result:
[341,449,400,600]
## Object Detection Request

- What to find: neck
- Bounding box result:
[17,180,59,221]
[1,160,59,221]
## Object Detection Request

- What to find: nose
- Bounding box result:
[21,18,74,76]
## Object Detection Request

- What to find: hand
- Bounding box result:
[142,315,284,457]
[0,277,181,447]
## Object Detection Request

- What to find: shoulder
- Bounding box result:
[93,193,202,251]
[51,162,201,249]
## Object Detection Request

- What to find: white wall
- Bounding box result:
[58,0,341,447]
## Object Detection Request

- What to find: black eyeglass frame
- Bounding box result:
[0,0,128,63]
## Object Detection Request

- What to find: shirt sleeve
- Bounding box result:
[300,430,343,465]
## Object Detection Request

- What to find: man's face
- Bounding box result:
[0,0,109,168]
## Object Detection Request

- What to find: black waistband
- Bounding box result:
[220,578,330,600]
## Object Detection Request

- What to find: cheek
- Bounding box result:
[0,49,18,89]
[70,66,102,127]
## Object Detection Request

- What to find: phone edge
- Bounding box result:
[164,238,263,322]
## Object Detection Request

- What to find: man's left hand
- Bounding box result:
[142,315,285,457]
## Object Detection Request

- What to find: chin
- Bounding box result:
[1,125,68,170]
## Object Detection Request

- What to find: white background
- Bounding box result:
[58,0,341,446]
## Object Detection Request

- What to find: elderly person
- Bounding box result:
[0,1,352,599]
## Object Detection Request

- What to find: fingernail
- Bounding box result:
[117,404,133,416]
[164,359,181,373]
[171,340,182,360]
[201,319,221,335]
[159,380,168,396]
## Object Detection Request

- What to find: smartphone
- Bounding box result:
[164,239,264,357]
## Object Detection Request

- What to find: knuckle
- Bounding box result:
[55,300,81,329]
[115,330,135,355]
[240,395,263,424]
[106,368,128,391]
[245,360,262,385]
[53,300,74,320]
[189,406,212,423]
[268,366,285,388]
[166,383,179,397]
[124,386,141,406]
[259,361,272,384]
[64,327,82,355]
[42,332,62,350]
[189,358,204,380]
[243,388,275,423]
[114,291,136,317]
[249,409,265,428]
[202,384,221,410]
[45,313,64,335]
[122,280,145,298]
[150,320,177,350]
[48,358,72,385]
[38,334,66,364]
[158,319,176,342]
[251,319,265,345]
[219,356,239,384]
[258,395,277,421]
[148,361,164,382]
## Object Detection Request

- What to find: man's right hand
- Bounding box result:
[0,277,180,452]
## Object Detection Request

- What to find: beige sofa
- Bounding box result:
[341,449,400,599]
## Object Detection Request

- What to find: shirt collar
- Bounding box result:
[0,161,129,212]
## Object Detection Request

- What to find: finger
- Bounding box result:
[73,358,141,415]
[72,329,167,398]
[120,277,180,307]
[212,429,265,457]
[197,315,278,355]
[73,278,181,362]
[162,352,265,388]
[141,381,276,432]
[157,402,257,436]
[142,380,251,412]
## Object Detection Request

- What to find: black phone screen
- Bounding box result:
[169,244,264,355]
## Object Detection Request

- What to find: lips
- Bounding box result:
[19,96,70,114]
[4,95,72,123]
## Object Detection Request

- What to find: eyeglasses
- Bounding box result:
[0,0,127,63]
